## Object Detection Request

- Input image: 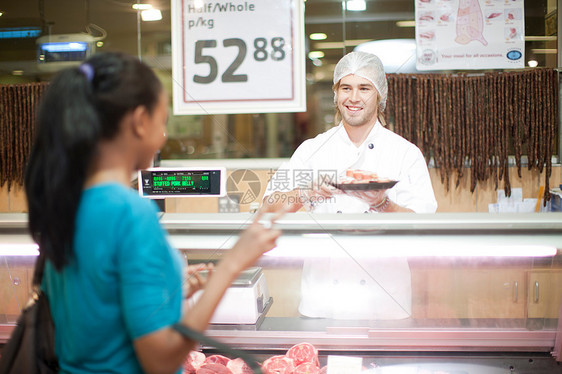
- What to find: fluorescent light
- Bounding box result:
[314,41,346,49]
[531,48,557,54]
[343,0,366,11]
[263,236,558,258]
[525,36,557,41]
[132,3,152,10]
[314,39,373,50]
[308,51,325,59]
[68,42,84,50]
[165,229,560,259]
[310,33,327,41]
[12,70,24,76]
[41,42,88,52]
[0,244,39,256]
[266,243,557,258]
[0,27,42,39]
[141,8,162,21]
[193,0,205,10]
[396,20,416,28]
[527,60,538,67]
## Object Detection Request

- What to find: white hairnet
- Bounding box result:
[333,51,388,111]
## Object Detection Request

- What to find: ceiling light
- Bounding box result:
[0,11,4,17]
[141,8,162,21]
[396,20,416,27]
[132,3,152,10]
[96,41,104,48]
[530,48,557,54]
[343,0,366,11]
[12,70,24,76]
[525,36,557,41]
[308,51,325,59]
[68,42,84,50]
[313,39,373,50]
[310,33,327,41]
[527,60,538,67]
[0,27,42,39]
[41,42,88,52]
[193,0,205,10]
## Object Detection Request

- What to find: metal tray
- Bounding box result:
[331,180,398,191]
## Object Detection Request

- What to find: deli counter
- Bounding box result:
[2,212,562,373]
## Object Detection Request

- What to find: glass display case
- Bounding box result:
[2,212,562,373]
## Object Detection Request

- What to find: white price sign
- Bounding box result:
[172,0,306,115]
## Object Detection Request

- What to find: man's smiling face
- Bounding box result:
[336,74,380,128]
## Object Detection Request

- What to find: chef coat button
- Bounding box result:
[368,143,374,149]
[360,279,366,285]
[364,211,369,213]
[337,210,342,214]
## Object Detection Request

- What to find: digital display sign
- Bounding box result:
[138,167,225,198]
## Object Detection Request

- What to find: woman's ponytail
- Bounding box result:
[25,67,102,270]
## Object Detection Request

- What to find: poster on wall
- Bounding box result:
[415,0,525,70]
[171,0,306,115]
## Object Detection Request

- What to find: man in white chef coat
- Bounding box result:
[262,51,437,320]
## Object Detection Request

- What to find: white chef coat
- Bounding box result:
[264,121,437,214]
[264,121,437,319]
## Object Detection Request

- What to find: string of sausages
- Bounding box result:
[0,83,49,190]
[386,69,558,202]
[0,72,559,203]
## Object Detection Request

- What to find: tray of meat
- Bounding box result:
[331,169,398,191]
[331,180,398,191]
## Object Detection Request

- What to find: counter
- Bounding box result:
[2,212,562,372]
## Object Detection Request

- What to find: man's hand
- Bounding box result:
[340,188,414,213]
[341,189,387,208]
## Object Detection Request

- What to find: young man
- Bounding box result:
[263,51,436,215]
[262,51,437,319]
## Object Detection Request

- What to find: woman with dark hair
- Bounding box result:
[24,52,282,374]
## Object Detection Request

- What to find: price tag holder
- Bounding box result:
[171,0,306,115]
[326,355,363,374]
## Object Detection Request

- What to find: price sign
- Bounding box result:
[171,0,306,115]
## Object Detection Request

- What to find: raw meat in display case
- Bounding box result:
[286,342,319,367]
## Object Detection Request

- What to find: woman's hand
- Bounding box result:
[184,263,214,299]
[222,208,285,273]
[299,182,341,211]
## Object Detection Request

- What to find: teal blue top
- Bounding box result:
[42,183,184,373]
